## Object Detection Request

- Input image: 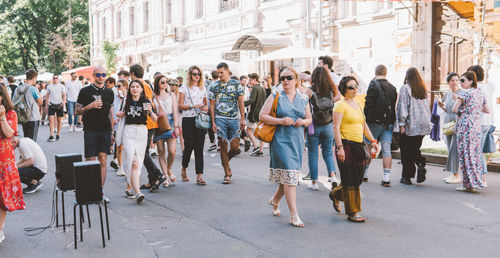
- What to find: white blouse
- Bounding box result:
[154,93,173,115]
[179,85,206,117]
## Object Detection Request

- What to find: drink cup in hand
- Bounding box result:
[143,103,152,115]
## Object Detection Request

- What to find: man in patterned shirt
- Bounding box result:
[209,62,245,184]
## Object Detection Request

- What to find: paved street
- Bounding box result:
[0,124,499,257]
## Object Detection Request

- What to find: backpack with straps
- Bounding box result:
[12,86,33,124]
[310,91,334,125]
[370,80,393,126]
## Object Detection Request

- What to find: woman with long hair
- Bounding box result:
[113,79,129,176]
[304,66,338,190]
[153,74,180,187]
[396,67,432,185]
[260,67,312,227]
[116,80,157,203]
[329,76,378,223]
[0,84,25,242]
[262,75,272,97]
[438,73,461,183]
[452,71,489,192]
[178,66,208,185]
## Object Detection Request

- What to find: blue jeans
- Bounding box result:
[480,125,490,175]
[215,118,240,140]
[365,123,393,157]
[307,123,336,180]
[67,101,79,126]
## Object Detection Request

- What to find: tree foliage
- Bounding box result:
[103,40,119,74]
[0,0,89,75]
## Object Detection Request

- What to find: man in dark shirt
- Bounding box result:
[76,66,114,200]
[244,73,266,156]
[363,64,397,187]
[7,76,17,98]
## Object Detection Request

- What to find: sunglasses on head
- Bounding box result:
[460,79,466,83]
[192,73,201,77]
[94,73,107,78]
[347,84,359,90]
[279,75,294,81]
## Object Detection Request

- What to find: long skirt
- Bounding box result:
[123,125,148,185]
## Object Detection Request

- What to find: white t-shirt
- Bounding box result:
[18,138,47,173]
[478,82,495,126]
[330,71,342,86]
[65,79,82,102]
[180,85,206,117]
[46,83,66,104]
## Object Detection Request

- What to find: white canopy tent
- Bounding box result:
[155,47,240,73]
[13,72,54,82]
[254,46,338,61]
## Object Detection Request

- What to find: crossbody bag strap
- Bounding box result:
[186,85,201,115]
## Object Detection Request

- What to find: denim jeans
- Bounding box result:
[215,118,240,140]
[67,101,79,126]
[480,125,490,175]
[307,123,336,180]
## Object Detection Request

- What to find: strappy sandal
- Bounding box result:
[169,174,176,182]
[290,215,304,227]
[268,199,281,216]
[181,169,189,182]
[222,176,231,184]
[196,178,207,185]
[328,191,341,213]
[347,214,366,223]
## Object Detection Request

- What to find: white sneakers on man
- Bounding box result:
[308,183,319,191]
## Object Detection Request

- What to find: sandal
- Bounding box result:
[222,176,231,184]
[181,169,189,182]
[162,181,170,188]
[347,214,366,223]
[169,174,176,182]
[150,181,160,193]
[268,199,281,216]
[196,178,207,185]
[328,191,341,213]
[289,215,304,227]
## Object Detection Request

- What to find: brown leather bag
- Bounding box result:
[155,95,172,135]
[253,92,280,143]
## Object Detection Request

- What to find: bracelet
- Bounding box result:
[335,145,343,151]
[371,139,378,144]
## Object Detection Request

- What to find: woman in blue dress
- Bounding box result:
[259,67,312,227]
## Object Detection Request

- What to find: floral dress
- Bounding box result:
[456,89,485,189]
[0,110,25,211]
[269,90,308,185]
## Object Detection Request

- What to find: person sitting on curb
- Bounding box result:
[12,137,47,194]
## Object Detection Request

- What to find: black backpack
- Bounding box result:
[371,80,393,125]
[310,91,334,125]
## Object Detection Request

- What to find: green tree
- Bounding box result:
[103,40,119,74]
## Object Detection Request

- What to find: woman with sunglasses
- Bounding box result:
[438,73,461,184]
[260,67,312,227]
[178,66,208,185]
[452,71,489,192]
[0,84,25,242]
[153,74,180,187]
[116,80,157,203]
[396,67,432,185]
[329,76,378,223]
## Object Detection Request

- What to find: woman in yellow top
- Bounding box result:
[329,76,378,223]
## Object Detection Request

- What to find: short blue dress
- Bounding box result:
[269,90,308,185]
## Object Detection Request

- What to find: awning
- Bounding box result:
[253,46,338,62]
[232,34,291,51]
[447,1,475,20]
[61,66,95,81]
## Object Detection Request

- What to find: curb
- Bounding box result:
[391,151,500,172]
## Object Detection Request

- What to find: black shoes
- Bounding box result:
[381,180,390,187]
[24,181,43,194]
[244,140,251,152]
[416,157,427,183]
[47,136,54,142]
[56,135,60,141]
[400,177,412,185]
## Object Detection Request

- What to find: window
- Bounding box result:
[196,0,203,19]
[144,1,149,32]
[117,10,121,38]
[130,6,135,36]
[166,0,172,24]
[220,0,239,12]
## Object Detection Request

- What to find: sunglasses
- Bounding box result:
[53,77,59,80]
[460,79,466,83]
[279,75,294,81]
[192,73,201,77]
[160,80,168,84]
[347,84,359,90]
[94,73,107,78]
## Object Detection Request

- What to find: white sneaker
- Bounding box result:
[442,174,454,181]
[482,182,488,188]
[308,183,319,191]
[116,167,125,176]
[0,230,4,244]
[445,176,461,184]
[382,173,391,183]
[136,193,145,203]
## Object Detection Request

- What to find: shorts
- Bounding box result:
[247,122,257,130]
[48,104,64,117]
[215,118,240,140]
[154,116,176,141]
[365,123,393,157]
[84,130,112,158]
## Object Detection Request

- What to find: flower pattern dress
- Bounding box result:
[456,88,485,189]
[0,110,25,211]
[269,91,308,185]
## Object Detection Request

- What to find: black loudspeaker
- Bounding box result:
[55,153,82,191]
[73,161,103,204]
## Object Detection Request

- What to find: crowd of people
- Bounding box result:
[0,56,496,240]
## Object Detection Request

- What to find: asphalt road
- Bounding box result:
[0,124,499,257]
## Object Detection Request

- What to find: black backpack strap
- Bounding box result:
[372,80,391,129]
